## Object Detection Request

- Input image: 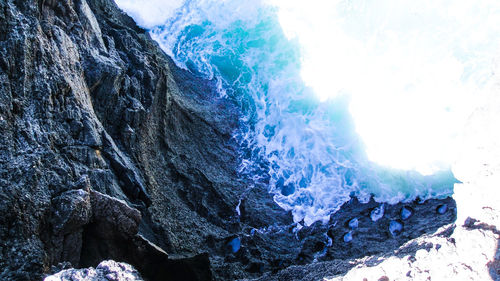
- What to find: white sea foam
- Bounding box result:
[269,0,500,175]
[114,0,186,28]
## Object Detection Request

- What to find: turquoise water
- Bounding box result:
[146,0,459,225]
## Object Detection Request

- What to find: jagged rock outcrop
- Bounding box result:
[0,0,298,279]
[0,0,230,279]
[45,260,143,281]
[321,190,499,280]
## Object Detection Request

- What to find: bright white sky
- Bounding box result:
[115,0,500,175]
[271,0,500,175]
[114,0,185,28]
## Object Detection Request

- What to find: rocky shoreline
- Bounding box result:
[238,196,456,281]
[1,0,497,280]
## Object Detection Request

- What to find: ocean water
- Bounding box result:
[116,0,500,225]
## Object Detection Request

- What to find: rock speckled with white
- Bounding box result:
[45,260,143,281]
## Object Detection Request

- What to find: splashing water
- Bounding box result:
[116,0,500,225]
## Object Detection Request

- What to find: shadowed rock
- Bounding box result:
[437,204,448,214]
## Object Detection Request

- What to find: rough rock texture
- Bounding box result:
[322,221,497,280]
[45,260,143,281]
[244,198,457,281]
[319,208,498,279]
[0,0,468,280]
[0,0,231,279]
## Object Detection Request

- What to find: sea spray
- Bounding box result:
[111,0,500,225]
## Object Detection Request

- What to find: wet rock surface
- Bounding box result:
[246,197,456,281]
[0,0,470,280]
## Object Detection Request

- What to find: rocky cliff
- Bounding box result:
[0,0,298,279]
[0,0,243,279]
[1,0,490,281]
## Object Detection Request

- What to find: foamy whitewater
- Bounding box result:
[116,0,500,225]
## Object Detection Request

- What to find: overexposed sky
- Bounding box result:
[271,0,500,174]
[115,0,500,175]
[114,0,185,28]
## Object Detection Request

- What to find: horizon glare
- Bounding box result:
[270,0,500,175]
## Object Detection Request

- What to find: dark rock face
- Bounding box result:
[0,0,234,279]
[0,0,458,280]
[0,0,289,279]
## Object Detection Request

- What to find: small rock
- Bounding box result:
[348,218,359,229]
[463,217,477,228]
[343,231,353,243]
[400,206,413,220]
[44,260,143,281]
[389,220,403,237]
[227,237,241,253]
[437,204,448,214]
[370,205,385,222]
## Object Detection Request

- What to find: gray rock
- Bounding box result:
[50,188,92,266]
[51,189,92,235]
[0,0,222,279]
[89,189,141,240]
[45,260,143,281]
